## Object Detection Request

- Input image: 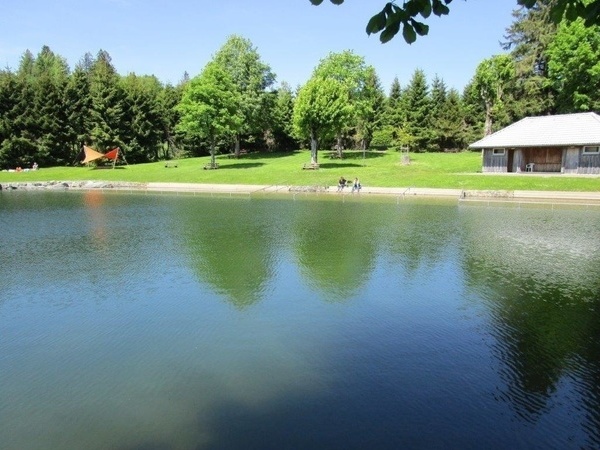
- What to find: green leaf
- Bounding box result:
[366,11,387,35]
[565,4,579,21]
[517,0,537,8]
[549,2,567,23]
[584,1,600,26]
[380,22,400,43]
[309,0,324,5]
[402,23,417,44]
[330,0,344,4]
[412,20,430,36]
[432,1,450,16]
[421,1,432,18]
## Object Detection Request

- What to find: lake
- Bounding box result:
[1,190,599,449]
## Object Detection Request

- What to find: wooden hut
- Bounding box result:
[470,112,600,174]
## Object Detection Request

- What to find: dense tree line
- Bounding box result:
[1,5,599,168]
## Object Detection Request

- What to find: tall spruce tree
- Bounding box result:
[31,46,71,165]
[121,74,164,162]
[89,50,125,154]
[429,75,447,151]
[159,82,185,159]
[269,82,297,151]
[64,62,93,163]
[438,88,467,151]
[502,2,557,117]
[355,66,386,150]
[404,69,432,152]
[462,81,486,145]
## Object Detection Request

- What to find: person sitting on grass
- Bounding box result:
[337,176,347,191]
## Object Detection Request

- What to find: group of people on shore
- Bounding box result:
[6,162,38,173]
[337,176,361,193]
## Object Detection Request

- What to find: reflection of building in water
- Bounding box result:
[460,206,600,445]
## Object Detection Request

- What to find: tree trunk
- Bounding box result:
[310,129,318,164]
[484,102,493,136]
[234,135,241,158]
[210,139,216,166]
[336,134,343,158]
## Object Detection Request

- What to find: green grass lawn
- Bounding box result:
[2,150,599,192]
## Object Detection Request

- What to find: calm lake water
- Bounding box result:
[1,190,599,450]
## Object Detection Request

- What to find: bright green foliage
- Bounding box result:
[312,50,372,155]
[213,35,275,155]
[546,19,600,112]
[293,76,352,163]
[472,55,516,136]
[310,0,600,43]
[176,62,242,166]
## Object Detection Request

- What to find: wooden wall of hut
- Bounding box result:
[563,148,579,173]
[482,149,508,172]
[579,151,600,174]
[523,147,562,172]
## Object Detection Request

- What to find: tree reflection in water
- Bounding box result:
[460,205,600,444]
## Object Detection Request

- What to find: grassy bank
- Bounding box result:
[1,150,599,192]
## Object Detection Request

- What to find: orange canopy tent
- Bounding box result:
[82,146,121,167]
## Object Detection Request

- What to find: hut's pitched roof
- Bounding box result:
[469,112,600,149]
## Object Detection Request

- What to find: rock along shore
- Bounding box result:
[1,180,600,203]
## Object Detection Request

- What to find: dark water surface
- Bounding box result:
[1,191,599,450]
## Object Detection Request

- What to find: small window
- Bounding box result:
[583,146,599,155]
[492,148,505,156]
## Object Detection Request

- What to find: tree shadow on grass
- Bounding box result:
[92,166,127,170]
[218,162,265,169]
[325,151,388,161]
[318,163,363,169]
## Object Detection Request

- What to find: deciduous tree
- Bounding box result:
[176,62,242,167]
[312,50,371,156]
[213,35,275,157]
[293,76,352,164]
[546,19,600,112]
[472,55,516,136]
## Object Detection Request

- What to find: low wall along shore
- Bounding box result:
[2,180,600,204]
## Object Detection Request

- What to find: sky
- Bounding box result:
[0,0,517,93]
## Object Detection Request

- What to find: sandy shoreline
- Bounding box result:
[1,180,600,203]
